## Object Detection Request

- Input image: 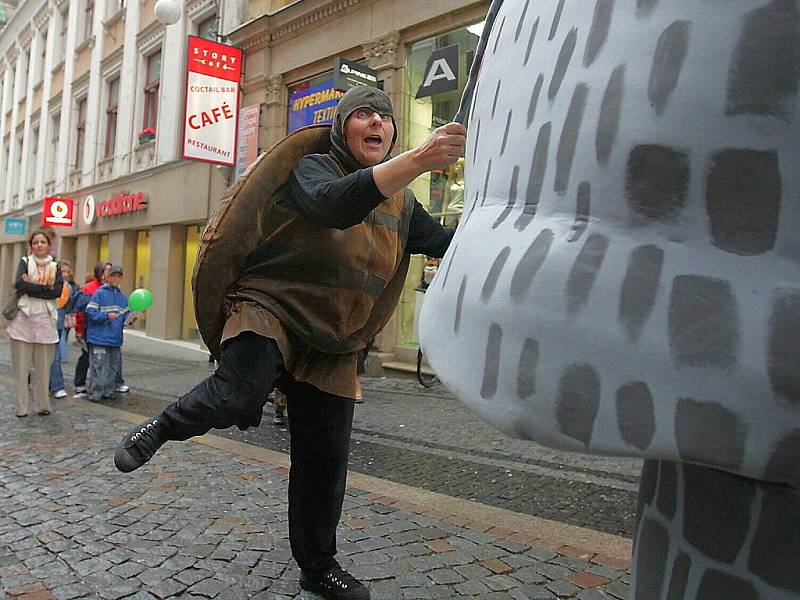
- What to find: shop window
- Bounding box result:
[395,23,482,348]
[99,234,109,263]
[75,98,87,170]
[134,230,149,329]
[105,77,119,158]
[182,225,202,340]
[142,51,161,133]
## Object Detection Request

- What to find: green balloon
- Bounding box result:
[129,288,153,312]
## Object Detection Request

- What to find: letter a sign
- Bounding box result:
[416,44,460,99]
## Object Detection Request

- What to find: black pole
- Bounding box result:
[453,0,505,125]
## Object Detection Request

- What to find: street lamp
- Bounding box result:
[154,0,182,25]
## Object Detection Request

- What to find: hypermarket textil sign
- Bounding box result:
[183,36,243,166]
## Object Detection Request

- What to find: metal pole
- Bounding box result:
[453,0,505,125]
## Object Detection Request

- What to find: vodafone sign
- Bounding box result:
[82,192,147,225]
[42,197,75,227]
[83,195,96,225]
[97,192,147,217]
[182,36,243,167]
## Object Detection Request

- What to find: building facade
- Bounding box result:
[0,0,238,341]
[0,0,488,370]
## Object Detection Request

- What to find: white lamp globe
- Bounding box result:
[154,0,182,25]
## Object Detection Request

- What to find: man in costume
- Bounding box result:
[114,86,466,600]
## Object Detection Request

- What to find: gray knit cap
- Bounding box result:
[330,86,397,173]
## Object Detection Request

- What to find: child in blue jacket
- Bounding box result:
[85,265,128,401]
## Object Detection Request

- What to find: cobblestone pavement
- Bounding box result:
[0,339,640,539]
[0,383,632,599]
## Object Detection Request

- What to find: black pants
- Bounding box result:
[74,346,89,388]
[159,332,354,573]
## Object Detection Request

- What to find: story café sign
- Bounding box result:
[182,36,243,166]
[82,192,148,225]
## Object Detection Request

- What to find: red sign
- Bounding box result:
[183,36,243,166]
[42,197,75,227]
[96,192,148,217]
[187,36,242,82]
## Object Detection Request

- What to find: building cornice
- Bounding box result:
[72,71,91,97]
[270,0,362,43]
[18,26,34,50]
[234,0,369,51]
[101,46,124,77]
[187,0,216,21]
[48,91,63,110]
[34,5,52,30]
[136,20,165,53]
[241,31,270,51]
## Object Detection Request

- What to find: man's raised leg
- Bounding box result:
[114,332,283,472]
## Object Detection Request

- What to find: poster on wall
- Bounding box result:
[235,104,261,180]
[182,36,243,166]
[288,81,344,133]
[41,197,75,228]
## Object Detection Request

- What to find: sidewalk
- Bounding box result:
[0,377,632,599]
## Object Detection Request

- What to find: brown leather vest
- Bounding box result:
[231,156,414,355]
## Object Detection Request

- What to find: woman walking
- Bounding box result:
[6,230,64,417]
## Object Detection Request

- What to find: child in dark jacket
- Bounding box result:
[85,265,128,401]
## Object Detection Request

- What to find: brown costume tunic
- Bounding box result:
[221,154,453,399]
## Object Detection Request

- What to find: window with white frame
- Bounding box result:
[106,0,124,18]
[36,30,47,84]
[74,98,87,169]
[1,138,9,192]
[2,66,12,107]
[20,50,30,94]
[83,0,94,41]
[45,111,60,183]
[27,124,39,191]
[142,50,161,133]
[104,77,119,158]
[197,13,217,41]
[44,111,61,183]
[13,132,23,195]
[58,7,69,58]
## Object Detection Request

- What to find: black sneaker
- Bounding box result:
[300,564,370,600]
[114,417,167,473]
